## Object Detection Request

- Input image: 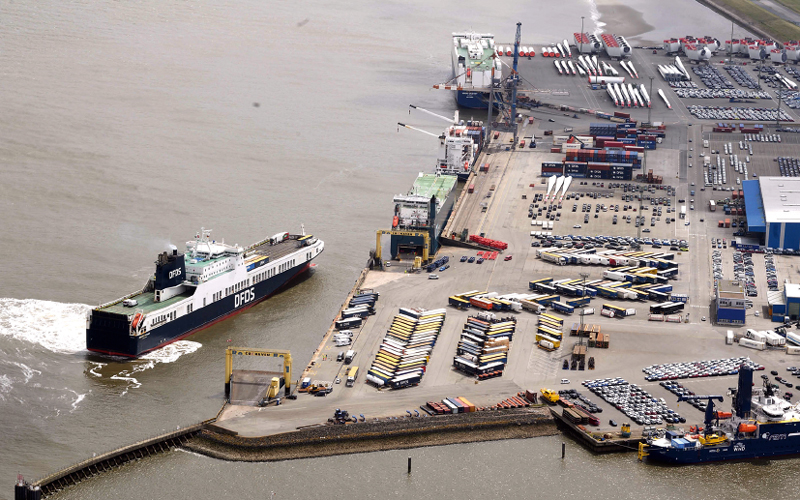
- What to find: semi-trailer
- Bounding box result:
[552,302,575,314]
[739,338,766,351]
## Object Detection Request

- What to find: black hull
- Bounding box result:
[86,262,312,357]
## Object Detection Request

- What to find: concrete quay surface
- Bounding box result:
[215,43,800,443]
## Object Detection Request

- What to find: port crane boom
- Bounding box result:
[397,122,443,139]
[409,104,459,125]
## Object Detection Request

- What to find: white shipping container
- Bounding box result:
[581,308,595,316]
[625,308,637,316]
[765,331,786,346]
[726,330,734,345]
[745,329,767,343]
[739,338,766,351]
[787,345,800,355]
[540,340,555,350]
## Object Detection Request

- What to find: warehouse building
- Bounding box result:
[716,280,746,325]
[742,177,800,251]
[769,281,800,322]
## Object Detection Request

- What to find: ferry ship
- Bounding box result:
[391,173,457,259]
[642,365,800,464]
[86,228,324,357]
[451,32,501,109]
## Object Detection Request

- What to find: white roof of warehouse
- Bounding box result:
[760,177,800,223]
[768,289,786,306]
[786,282,800,300]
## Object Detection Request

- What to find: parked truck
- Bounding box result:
[541,252,567,266]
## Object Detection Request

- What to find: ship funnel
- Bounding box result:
[155,248,186,291]
[735,365,753,418]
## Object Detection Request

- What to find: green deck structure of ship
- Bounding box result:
[98,287,193,316]
[390,174,458,260]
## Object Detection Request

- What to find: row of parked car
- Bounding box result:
[724,65,760,89]
[687,105,794,122]
[583,378,684,426]
[643,357,763,382]
[531,233,688,251]
[712,248,725,283]
[733,250,759,297]
[777,157,800,178]
[765,253,779,292]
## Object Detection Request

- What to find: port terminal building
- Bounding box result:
[715,279,746,326]
[769,281,800,322]
[743,177,800,251]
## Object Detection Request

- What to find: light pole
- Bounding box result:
[580,17,584,54]
[777,89,783,130]
[647,76,654,125]
[729,21,734,60]
[579,272,589,347]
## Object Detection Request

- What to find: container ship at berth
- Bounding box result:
[642,366,800,464]
[391,173,457,260]
[451,32,501,109]
[86,228,324,357]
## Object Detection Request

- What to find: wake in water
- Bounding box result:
[0,298,202,404]
[585,0,606,35]
[0,298,90,353]
[92,341,202,396]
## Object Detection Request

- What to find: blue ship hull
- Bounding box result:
[86,262,312,357]
[647,420,800,464]
[456,90,488,109]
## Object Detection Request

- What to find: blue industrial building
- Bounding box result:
[742,178,800,251]
[769,282,800,322]
[716,280,746,326]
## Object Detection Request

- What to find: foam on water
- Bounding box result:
[0,298,90,353]
[586,0,606,34]
[0,375,12,401]
[108,341,202,396]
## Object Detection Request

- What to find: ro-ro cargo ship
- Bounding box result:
[86,228,324,357]
[451,32,501,109]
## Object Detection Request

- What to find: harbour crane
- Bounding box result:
[396,122,444,140]
[510,22,522,148]
[408,104,460,125]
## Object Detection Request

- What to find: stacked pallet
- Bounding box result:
[491,395,531,409]
[365,308,445,390]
